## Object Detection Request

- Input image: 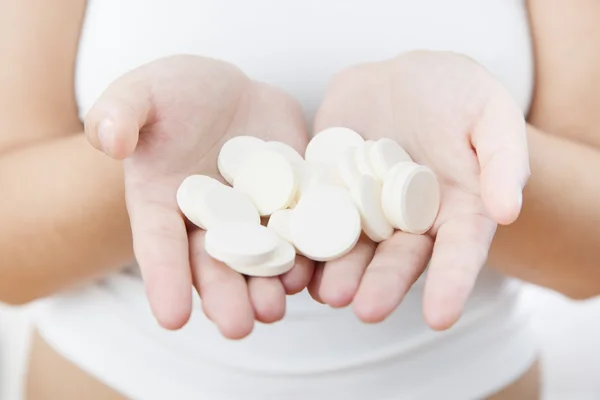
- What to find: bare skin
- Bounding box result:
[84,50,527,334]
[83,56,317,334]
[1,0,598,398]
[0,0,599,326]
[25,331,540,400]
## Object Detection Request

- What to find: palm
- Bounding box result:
[310,51,529,329]
[86,56,314,336]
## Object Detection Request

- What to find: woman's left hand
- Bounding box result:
[308,50,530,330]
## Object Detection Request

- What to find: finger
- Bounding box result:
[307,263,326,304]
[189,230,254,339]
[280,255,315,295]
[84,73,154,159]
[471,87,530,225]
[353,232,432,323]
[318,236,376,308]
[422,214,496,330]
[248,277,286,323]
[126,190,192,330]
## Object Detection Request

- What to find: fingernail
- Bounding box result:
[97,118,114,155]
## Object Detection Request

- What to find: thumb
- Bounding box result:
[84,73,154,160]
[472,88,531,225]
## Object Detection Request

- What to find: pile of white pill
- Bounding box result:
[176,127,440,277]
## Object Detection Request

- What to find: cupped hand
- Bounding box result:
[84,55,314,338]
[308,50,530,330]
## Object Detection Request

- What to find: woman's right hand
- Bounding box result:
[84,55,314,338]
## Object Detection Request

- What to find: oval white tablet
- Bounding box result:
[226,237,296,277]
[370,138,413,182]
[196,184,261,231]
[264,141,304,165]
[337,146,362,189]
[267,209,294,243]
[217,136,266,185]
[382,162,440,234]
[305,127,364,171]
[355,140,378,179]
[290,186,361,261]
[176,175,222,229]
[234,149,297,216]
[351,175,394,243]
[204,223,279,266]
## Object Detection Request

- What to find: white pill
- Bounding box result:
[351,175,394,243]
[305,127,364,171]
[204,223,279,266]
[382,162,440,234]
[337,146,362,189]
[290,186,361,261]
[381,163,408,228]
[355,140,378,179]
[176,175,222,229]
[370,138,412,182]
[293,161,340,204]
[267,209,293,243]
[217,136,266,185]
[264,141,304,165]
[195,184,261,230]
[226,237,296,277]
[234,149,297,216]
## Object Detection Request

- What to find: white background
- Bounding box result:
[1,285,599,400]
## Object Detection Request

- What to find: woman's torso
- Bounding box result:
[35,1,537,399]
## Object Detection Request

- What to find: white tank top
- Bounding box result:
[34,1,537,399]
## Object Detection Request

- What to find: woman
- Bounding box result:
[2,0,600,399]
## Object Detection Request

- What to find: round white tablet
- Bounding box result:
[305,127,364,171]
[369,138,413,182]
[196,184,261,231]
[226,237,296,277]
[382,162,440,234]
[217,136,266,185]
[293,161,341,204]
[290,186,361,261]
[234,149,297,216]
[382,163,410,229]
[337,146,362,189]
[264,141,304,165]
[355,140,378,179]
[176,175,222,229]
[204,223,279,266]
[288,163,312,208]
[267,209,293,243]
[351,175,394,243]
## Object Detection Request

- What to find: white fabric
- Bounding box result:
[35,0,538,399]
